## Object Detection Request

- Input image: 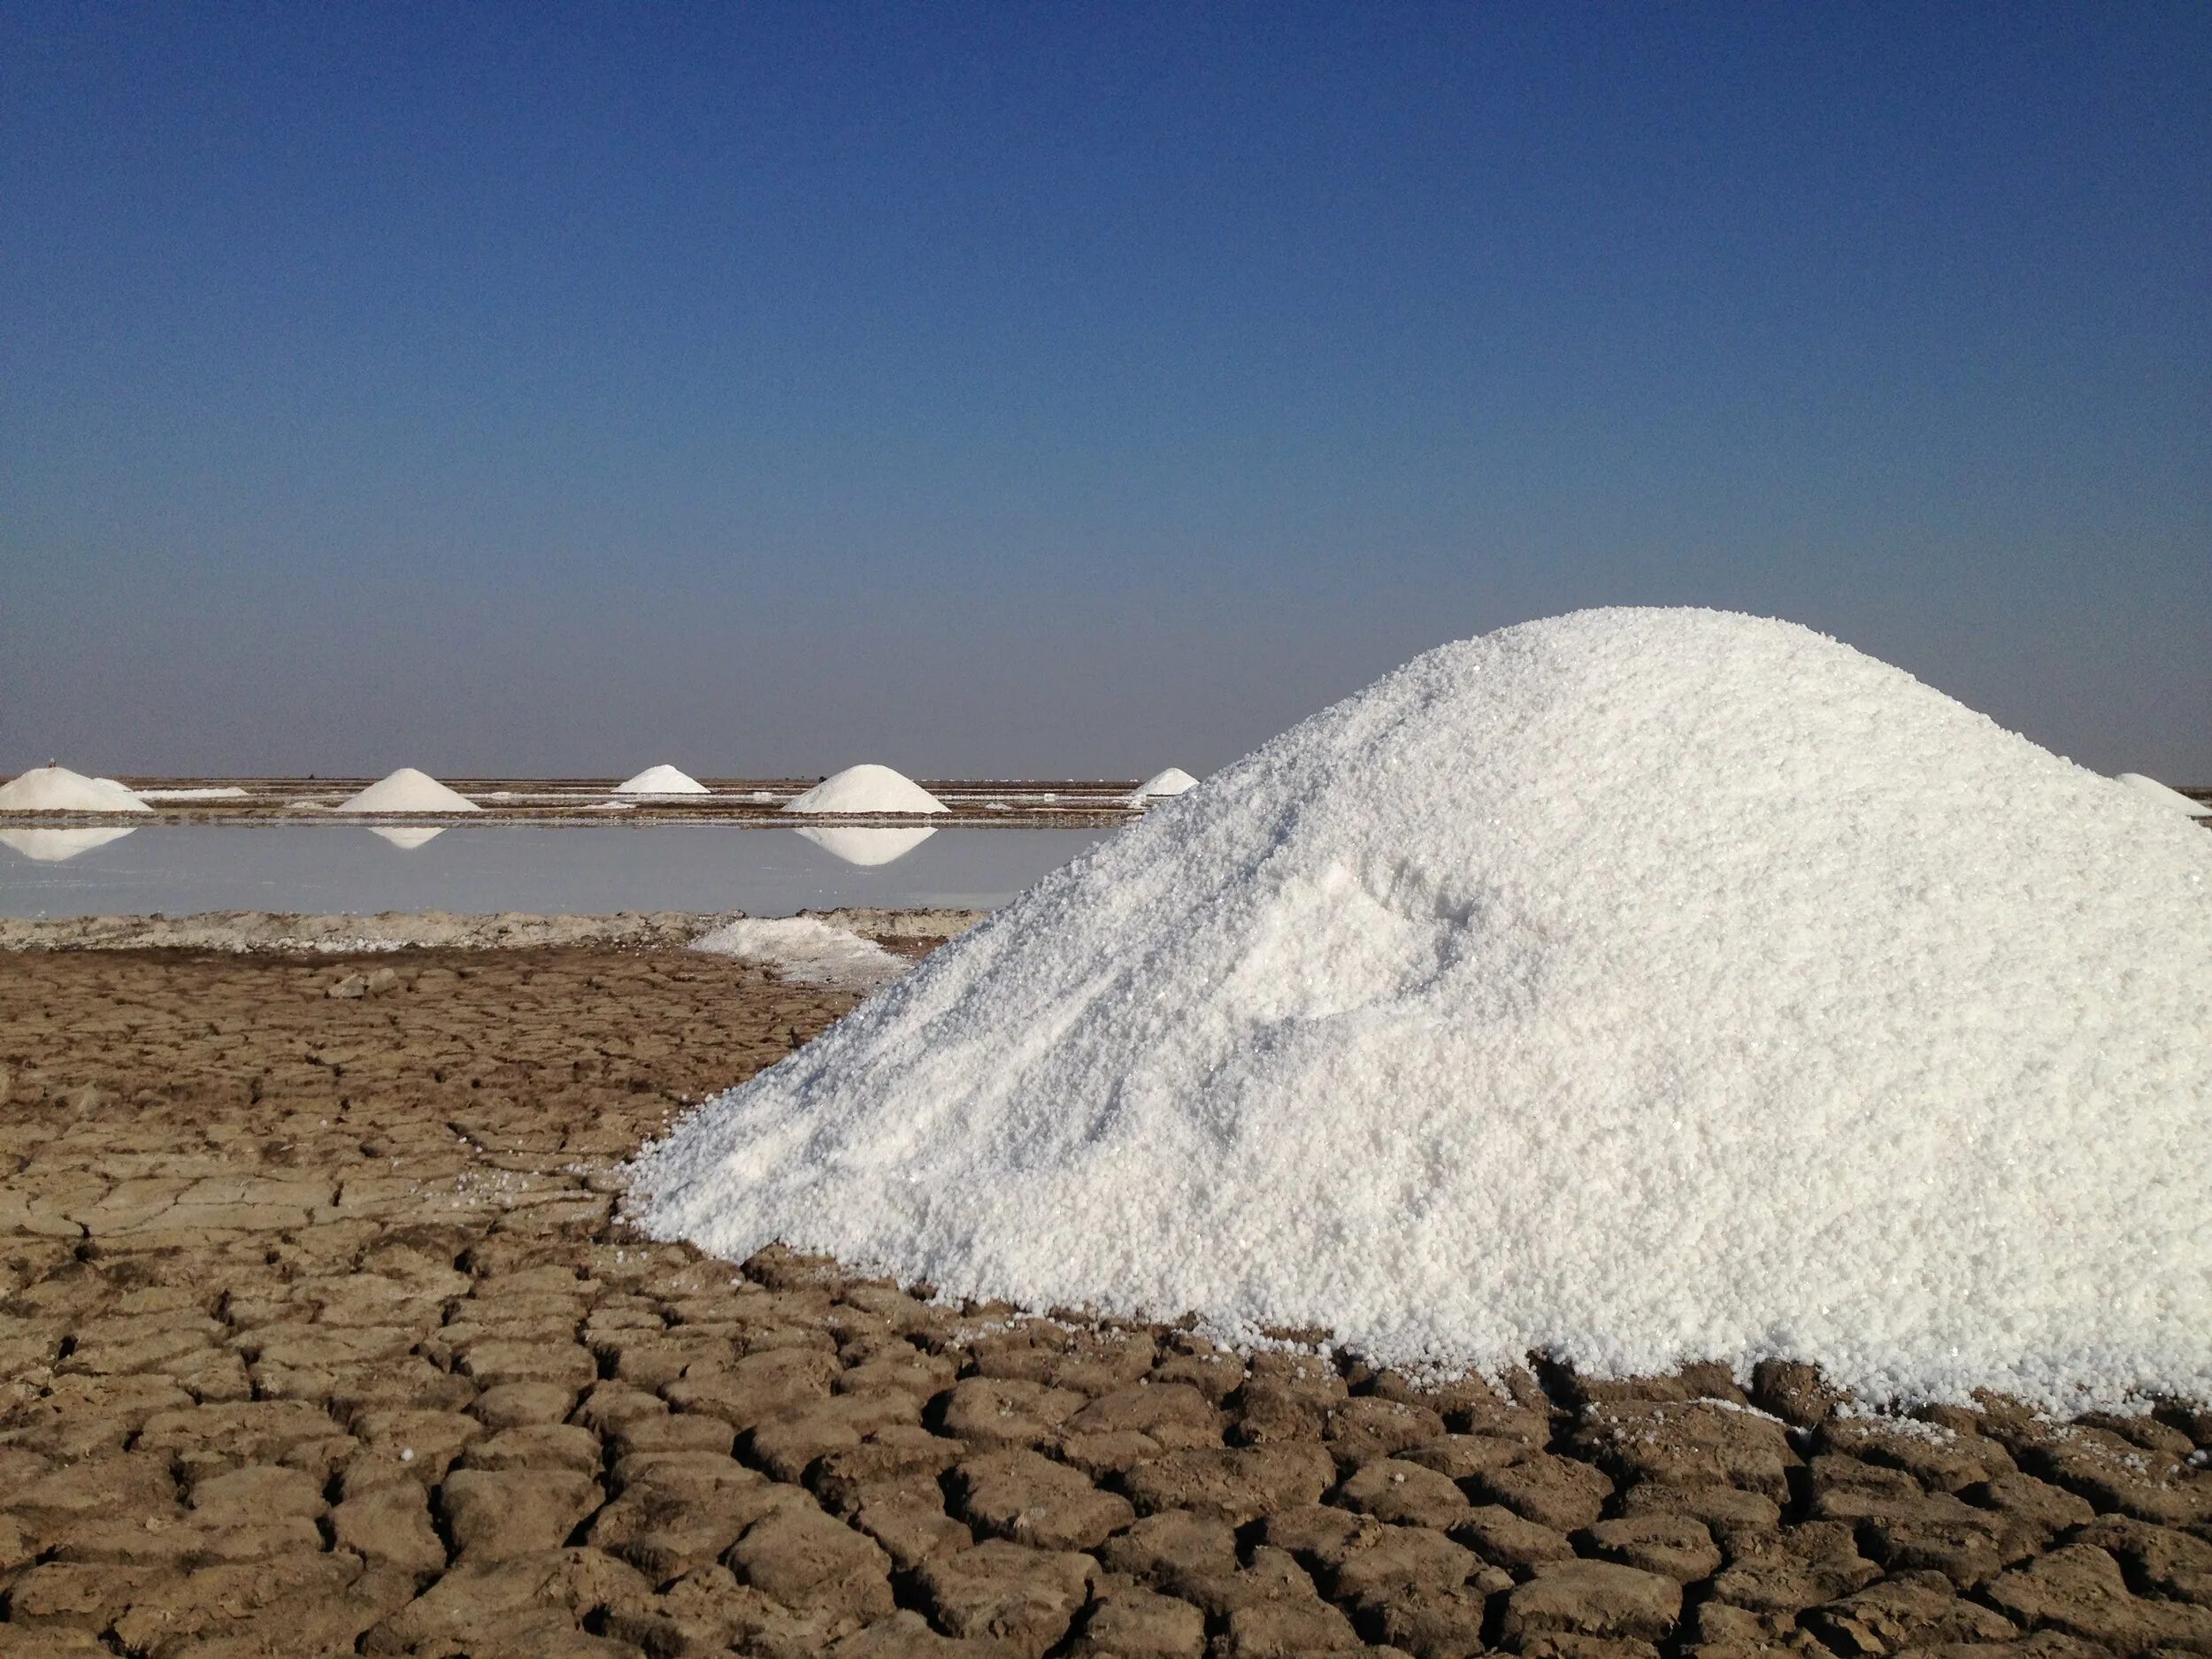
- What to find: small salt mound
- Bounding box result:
[0,765,151,813]
[795,826,937,867]
[616,764,710,795]
[2117,772,2210,817]
[637,608,2212,1413]
[690,917,909,989]
[334,769,481,814]
[0,826,138,863]
[783,765,948,816]
[1129,766,1199,804]
[369,826,445,849]
[139,786,250,801]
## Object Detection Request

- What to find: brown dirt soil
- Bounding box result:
[3,949,2208,1659]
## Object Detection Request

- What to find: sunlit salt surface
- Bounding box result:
[0,825,1110,918]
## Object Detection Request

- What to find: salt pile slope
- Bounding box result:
[616,764,710,795]
[335,769,480,813]
[637,609,2212,1411]
[0,766,151,813]
[784,765,947,815]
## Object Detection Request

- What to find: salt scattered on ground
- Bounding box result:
[615,764,710,795]
[2118,772,2210,817]
[783,764,948,815]
[637,607,2212,1413]
[334,768,482,814]
[0,766,151,813]
[1130,766,1199,803]
[136,786,250,801]
[689,916,910,988]
[0,826,139,863]
[795,826,937,867]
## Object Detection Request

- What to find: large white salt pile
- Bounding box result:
[0,765,151,813]
[334,769,481,814]
[783,764,948,815]
[1129,766,1199,804]
[637,609,2212,1411]
[615,764,710,795]
[2117,772,2210,817]
[795,826,938,867]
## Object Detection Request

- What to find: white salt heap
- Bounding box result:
[0,765,151,813]
[2117,772,2210,817]
[783,764,948,815]
[334,768,481,814]
[1130,766,1199,803]
[637,608,2212,1411]
[615,764,710,795]
[691,918,909,989]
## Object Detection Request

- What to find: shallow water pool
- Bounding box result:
[0,824,1113,918]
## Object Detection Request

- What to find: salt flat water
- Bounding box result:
[0,825,1112,918]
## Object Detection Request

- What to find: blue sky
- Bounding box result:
[4,3,2206,778]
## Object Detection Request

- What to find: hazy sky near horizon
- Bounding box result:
[4,3,2207,780]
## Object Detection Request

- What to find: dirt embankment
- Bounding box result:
[2,949,2208,1658]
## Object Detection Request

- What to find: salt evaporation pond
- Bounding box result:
[0,825,1110,918]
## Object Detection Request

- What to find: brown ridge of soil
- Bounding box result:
[3,947,2208,1659]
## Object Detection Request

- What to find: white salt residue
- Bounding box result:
[0,766,151,813]
[690,917,909,989]
[615,764,710,795]
[138,786,250,801]
[334,769,481,814]
[636,608,2212,1413]
[1130,766,1199,803]
[784,765,948,816]
[2117,773,2210,817]
[795,826,937,867]
[588,800,637,811]
[0,826,139,863]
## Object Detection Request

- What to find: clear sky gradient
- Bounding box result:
[4,3,2206,780]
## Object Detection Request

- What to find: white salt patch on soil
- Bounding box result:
[0,826,139,863]
[335,769,481,814]
[795,826,938,867]
[0,766,152,813]
[137,786,250,801]
[637,607,2212,1413]
[615,764,710,795]
[2117,772,2210,817]
[784,765,948,815]
[1131,766,1199,803]
[690,917,909,989]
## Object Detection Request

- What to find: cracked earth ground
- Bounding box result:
[2,946,2208,1659]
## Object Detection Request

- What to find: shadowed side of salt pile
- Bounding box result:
[634,607,2212,1412]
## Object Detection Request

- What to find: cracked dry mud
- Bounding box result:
[4,949,2210,1659]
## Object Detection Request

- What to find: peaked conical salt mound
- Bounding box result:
[783,764,947,815]
[335,768,480,814]
[637,609,2212,1411]
[615,764,710,795]
[0,765,151,813]
[1129,766,1199,803]
[2117,772,2209,817]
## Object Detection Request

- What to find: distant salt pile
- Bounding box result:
[615,764,710,796]
[795,826,937,867]
[139,786,250,801]
[1129,765,1199,803]
[0,765,151,813]
[2118,772,2210,817]
[638,608,2212,1411]
[783,764,947,815]
[334,768,481,814]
